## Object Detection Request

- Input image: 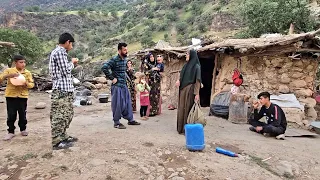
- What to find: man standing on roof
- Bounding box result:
[102,42,141,129]
[249,92,287,140]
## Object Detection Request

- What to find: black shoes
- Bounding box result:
[53,140,74,150]
[128,121,141,125]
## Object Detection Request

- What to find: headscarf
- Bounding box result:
[146,53,157,67]
[179,49,201,90]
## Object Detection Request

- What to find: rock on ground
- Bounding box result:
[35,102,46,109]
[276,161,300,178]
[82,82,96,90]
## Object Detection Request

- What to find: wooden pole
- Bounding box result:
[210,53,218,103]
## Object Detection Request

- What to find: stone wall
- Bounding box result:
[160,58,185,107]
[214,55,318,125]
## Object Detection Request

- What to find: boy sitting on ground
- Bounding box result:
[249,92,287,140]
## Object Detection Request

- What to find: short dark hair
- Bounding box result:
[13,55,25,62]
[118,42,127,50]
[59,33,75,44]
[257,92,270,100]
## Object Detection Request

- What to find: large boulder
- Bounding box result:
[282,107,305,124]
[93,77,107,84]
[294,89,313,98]
[291,80,307,88]
[299,98,316,108]
[82,82,96,90]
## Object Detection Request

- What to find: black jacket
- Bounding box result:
[254,103,287,130]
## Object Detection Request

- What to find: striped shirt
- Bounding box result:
[102,54,127,88]
[49,46,74,92]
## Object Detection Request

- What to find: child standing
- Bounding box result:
[0,55,34,141]
[136,74,151,120]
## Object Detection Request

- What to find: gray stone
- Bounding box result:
[128,161,138,167]
[278,85,290,94]
[306,107,317,119]
[171,177,185,180]
[35,102,46,109]
[180,172,186,176]
[167,168,175,172]
[82,82,96,90]
[305,76,313,83]
[95,83,103,89]
[291,72,304,79]
[8,164,18,169]
[157,166,165,172]
[165,150,172,155]
[0,175,9,180]
[168,172,179,179]
[118,150,127,154]
[93,77,107,84]
[280,74,291,84]
[299,98,316,108]
[295,89,313,98]
[276,161,299,178]
[176,168,183,172]
[306,64,314,70]
[182,167,187,171]
[291,80,307,88]
[294,61,304,68]
[140,166,150,175]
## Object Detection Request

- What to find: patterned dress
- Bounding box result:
[126,69,136,112]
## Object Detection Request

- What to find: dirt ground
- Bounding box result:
[0,92,319,180]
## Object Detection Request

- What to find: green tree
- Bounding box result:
[24,6,40,12]
[126,22,134,30]
[176,22,188,34]
[240,0,316,38]
[78,10,88,17]
[0,29,43,66]
[164,33,169,41]
[111,11,118,19]
[166,12,178,21]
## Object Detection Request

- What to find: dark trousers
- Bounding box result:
[6,97,28,134]
[111,86,133,124]
[249,119,285,136]
[140,106,148,117]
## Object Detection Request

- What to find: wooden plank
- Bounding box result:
[228,94,249,124]
[210,54,218,103]
[285,128,318,137]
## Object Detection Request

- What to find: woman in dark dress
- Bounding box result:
[144,53,162,116]
[176,50,201,134]
[126,60,136,112]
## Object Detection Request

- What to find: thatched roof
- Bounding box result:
[0,41,15,48]
[135,29,320,58]
[198,29,320,56]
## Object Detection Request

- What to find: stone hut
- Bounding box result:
[134,30,320,125]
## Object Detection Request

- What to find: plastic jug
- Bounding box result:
[185,124,205,151]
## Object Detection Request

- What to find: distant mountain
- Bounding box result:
[0,0,135,12]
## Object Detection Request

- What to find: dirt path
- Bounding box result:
[0,93,319,180]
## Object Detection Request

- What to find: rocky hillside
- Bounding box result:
[0,0,135,12]
[0,0,245,64]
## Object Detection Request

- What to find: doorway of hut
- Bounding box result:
[199,55,215,107]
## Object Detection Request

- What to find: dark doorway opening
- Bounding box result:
[199,56,215,107]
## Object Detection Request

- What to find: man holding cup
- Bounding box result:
[49,33,79,150]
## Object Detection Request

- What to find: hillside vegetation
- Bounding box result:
[0,0,319,65]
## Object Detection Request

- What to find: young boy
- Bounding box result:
[0,55,34,141]
[249,92,287,140]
